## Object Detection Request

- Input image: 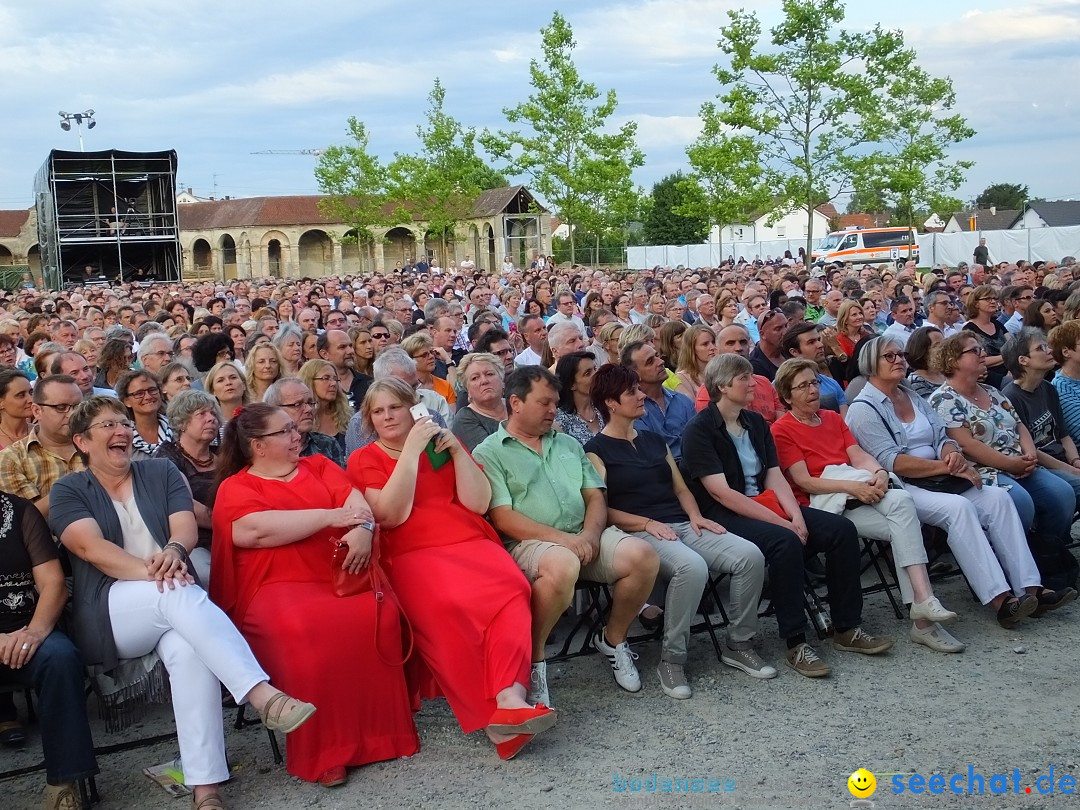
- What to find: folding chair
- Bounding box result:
[690,573,731,661]
[551,581,609,662]
[859,537,905,620]
[234,704,282,765]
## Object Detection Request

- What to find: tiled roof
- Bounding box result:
[0,209,30,239]
[837,213,891,229]
[949,208,1021,231]
[1027,201,1080,227]
[177,186,540,232]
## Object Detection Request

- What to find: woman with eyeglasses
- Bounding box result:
[961,284,1008,388]
[212,402,417,785]
[50,396,316,808]
[401,333,456,413]
[771,358,962,653]
[155,390,222,582]
[847,336,1062,629]
[115,370,173,460]
[158,361,195,404]
[299,359,352,449]
[929,332,1079,598]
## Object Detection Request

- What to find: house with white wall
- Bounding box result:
[707,203,836,244]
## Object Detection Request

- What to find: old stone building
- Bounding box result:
[0,185,550,284]
[175,185,550,280]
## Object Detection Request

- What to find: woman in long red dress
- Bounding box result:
[211,403,419,786]
[348,378,555,760]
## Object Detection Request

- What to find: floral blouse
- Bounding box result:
[554,409,604,446]
[928,381,1021,485]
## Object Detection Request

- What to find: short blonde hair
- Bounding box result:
[360,377,416,435]
[458,352,504,383]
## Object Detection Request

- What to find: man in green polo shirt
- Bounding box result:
[474,366,659,707]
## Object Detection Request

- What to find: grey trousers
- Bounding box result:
[844,487,927,606]
[632,521,765,664]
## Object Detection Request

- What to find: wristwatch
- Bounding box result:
[358,520,375,532]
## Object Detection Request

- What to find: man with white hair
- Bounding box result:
[264,377,344,467]
[547,321,587,371]
[137,333,175,375]
[343,347,450,454]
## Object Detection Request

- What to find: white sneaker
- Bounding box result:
[593,628,642,693]
[527,661,552,708]
[909,622,965,653]
[909,596,957,623]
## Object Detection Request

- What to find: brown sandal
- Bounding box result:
[192,794,225,810]
[259,691,316,734]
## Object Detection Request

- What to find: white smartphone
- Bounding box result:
[410,402,430,421]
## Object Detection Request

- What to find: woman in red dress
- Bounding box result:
[211,403,419,786]
[348,378,555,760]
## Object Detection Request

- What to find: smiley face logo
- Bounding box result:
[848,768,876,798]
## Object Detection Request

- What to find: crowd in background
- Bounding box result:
[3,247,1080,808]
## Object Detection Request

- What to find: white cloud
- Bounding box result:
[910,2,1080,46]
[615,113,702,150]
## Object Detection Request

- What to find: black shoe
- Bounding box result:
[1032,587,1078,617]
[996,594,1038,629]
[0,720,26,748]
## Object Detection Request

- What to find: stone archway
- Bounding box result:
[0,245,13,266]
[298,229,333,276]
[192,238,212,277]
[220,234,237,280]
[260,231,291,277]
[384,227,417,268]
[27,244,41,276]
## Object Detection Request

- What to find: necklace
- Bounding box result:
[581,405,598,424]
[376,439,403,454]
[178,441,213,467]
[470,403,506,421]
[0,421,27,446]
[791,410,821,426]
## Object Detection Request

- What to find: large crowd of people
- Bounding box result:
[2,249,1079,808]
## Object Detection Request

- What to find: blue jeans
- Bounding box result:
[999,467,1077,542]
[1048,467,1080,513]
[0,630,98,785]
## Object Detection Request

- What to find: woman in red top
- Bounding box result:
[211,403,419,787]
[834,299,874,359]
[347,378,554,761]
[769,359,964,654]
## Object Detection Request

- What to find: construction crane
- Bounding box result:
[251,149,325,156]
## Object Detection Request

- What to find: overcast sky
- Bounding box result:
[1,0,1077,212]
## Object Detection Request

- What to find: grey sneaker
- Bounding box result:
[909,621,965,653]
[721,645,778,679]
[656,661,691,699]
[592,629,642,692]
[527,661,552,708]
[785,642,832,678]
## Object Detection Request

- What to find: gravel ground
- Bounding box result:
[4,560,1080,810]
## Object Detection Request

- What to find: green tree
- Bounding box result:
[315,118,392,263]
[480,11,645,263]
[678,120,774,259]
[387,78,506,262]
[642,172,709,245]
[975,182,1029,211]
[847,54,974,255]
[708,0,909,258]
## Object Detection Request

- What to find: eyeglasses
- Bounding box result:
[790,379,822,393]
[493,347,515,357]
[977,296,996,302]
[37,402,78,414]
[281,398,317,410]
[256,422,300,439]
[961,345,987,357]
[168,374,193,384]
[881,351,907,364]
[312,374,340,383]
[1017,294,1034,301]
[126,387,160,401]
[1027,343,1051,355]
[147,350,174,359]
[86,419,135,432]
[371,332,390,339]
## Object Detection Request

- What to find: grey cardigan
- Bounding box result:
[845,381,960,472]
[49,459,192,672]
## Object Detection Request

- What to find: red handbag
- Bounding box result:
[330,528,413,665]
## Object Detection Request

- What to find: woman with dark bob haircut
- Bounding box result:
[191,332,235,376]
[583,363,773,696]
[903,326,944,399]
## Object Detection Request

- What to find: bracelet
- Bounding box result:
[163,542,190,562]
[357,520,375,533]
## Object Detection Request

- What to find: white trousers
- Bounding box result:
[108,581,268,786]
[844,488,927,605]
[905,484,1042,604]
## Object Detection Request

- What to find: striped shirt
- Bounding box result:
[1052,372,1080,442]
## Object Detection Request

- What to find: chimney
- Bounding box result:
[990,206,997,216]
[187,187,193,195]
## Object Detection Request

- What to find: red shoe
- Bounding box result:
[318,766,347,787]
[495,733,534,760]
[487,703,558,735]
